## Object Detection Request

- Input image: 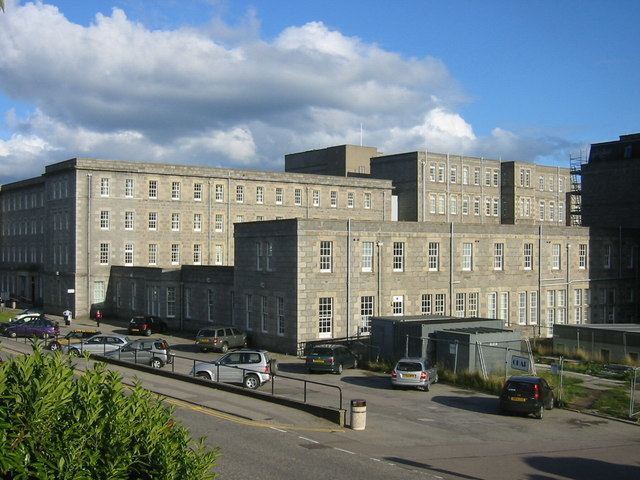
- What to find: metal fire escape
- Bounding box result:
[569,151,585,226]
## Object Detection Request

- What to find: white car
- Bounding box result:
[62,333,130,356]
[192,349,273,389]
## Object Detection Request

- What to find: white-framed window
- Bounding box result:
[437,164,445,182]
[171,244,180,265]
[193,183,202,201]
[100,178,110,197]
[215,214,223,232]
[524,243,533,270]
[171,213,180,231]
[539,175,545,191]
[559,177,564,192]
[171,181,180,200]
[354,296,374,334]
[435,294,445,315]
[125,178,134,197]
[493,169,499,187]
[552,244,561,269]
[603,244,612,269]
[429,164,436,181]
[215,184,224,202]
[450,166,457,183]
[488,292,497,318]
[455,293,465,317]
[166,287,176,318]
[462,242,472,271]
[148,244,157,265]
[392,295,404,316]
[364,192,372,209]
[148,180,158,199]
[438,194,446,215]
[93,281,106,304]
[499,292,509,324]
[193,244,202,265]
[256,242,263,271]
[256,186,264,204]
[266,242,273,271]
[539,200,545,221]
[362,241,373,272]
[99,243,109,265]
[428,242,439,271]
[261,296,268,332]
[277,297,285,336]
[492,197,499,216]
[485,196,491,216]
[393,242,404,272]
[473,167,480,185]
[485,169,492,187]
[124,211,134,230]
[518,292,527,325]
[236,185,244,203]
[549,201,555,221]
[473,197,480,216]
[312,190,320,206]
[468,292,478,317]
[320,241,332,272]
[421,293,432,315]
[462,196,469,215]
[462,166,469,185]
[450,195,458,215]
[530,291,538,324]
[193,213,202,231]
[100,210,110,230]
[429,194,436,214]
[124,243,133,266]
[347,192,355,208]
[245,294,252,330]
[318,297,333,338]
[494,243,504,270]
[294,188,302,206]
[148,212,157,230]
[275,187,284,205]
[330,191,338,208]
[215,244,223,265]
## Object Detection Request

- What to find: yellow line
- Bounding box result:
[164,397,345,433]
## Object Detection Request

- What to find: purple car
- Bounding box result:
[3,317,59,339]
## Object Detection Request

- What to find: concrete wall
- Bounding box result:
[553,324,640,363]
[285,145,380,176]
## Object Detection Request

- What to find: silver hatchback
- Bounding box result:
[192,349,272,389]
[104,338,173,368]
[391,357,439,391]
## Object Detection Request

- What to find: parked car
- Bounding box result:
[498,375,555,419]
[3,317,59,339]
[104,338,173,368]
[192,349,273,389]
[128,316,168,336]
[195,326,247,352]
[62,333,130,356]
[7,313,41,325]
[48,329,101,351]
[11,307,44,322]
[305,344,358,374]
[390,357,438,391]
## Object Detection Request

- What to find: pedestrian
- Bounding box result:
[63,308,72,326]
[95,309,102,327]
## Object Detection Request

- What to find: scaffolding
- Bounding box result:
[569,151,585,226]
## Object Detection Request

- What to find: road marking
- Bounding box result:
[370,458,381,462]
[298,436,319,444]
[334,447,355,455]
[418,418,434,422]
[270,427,288,433]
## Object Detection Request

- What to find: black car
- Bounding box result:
[128,315,168,336]
[305,344,358,374]
[498,375,555,419]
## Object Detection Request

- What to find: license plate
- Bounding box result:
[130,328,139,332]
[403,373,416,378]
[510,397,526,402]
[313,359,324,364]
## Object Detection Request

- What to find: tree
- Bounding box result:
[0,1,4,13]
[0,348,218,479]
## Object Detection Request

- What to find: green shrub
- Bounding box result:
[0,348,218,479]
[437,369,504,396]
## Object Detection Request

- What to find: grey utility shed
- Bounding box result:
[370,315,504,361]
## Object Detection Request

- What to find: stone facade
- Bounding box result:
[234,219,636,353]
[285,145,380,176]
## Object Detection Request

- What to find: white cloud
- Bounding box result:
[0,2,576,184]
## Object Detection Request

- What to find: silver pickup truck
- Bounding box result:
[390,357,439,391]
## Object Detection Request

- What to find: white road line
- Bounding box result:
[370,458,381,462]
[270,427,288,433]
[298,436,319,444]
[418,418,434,422]
[334,447,355,455]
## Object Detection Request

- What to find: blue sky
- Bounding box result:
[0,0,638,183]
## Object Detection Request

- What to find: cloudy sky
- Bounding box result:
[0,0,638,184]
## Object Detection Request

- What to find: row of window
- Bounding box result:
[519,197,566,221]
[429,194,500,217]
[97,177,373,209]
[98,243,224,266]
[428,164,500,187]
[242,294,286,335]
[518,168,568,192]
[98,211,270,232]
[1,191,46,212]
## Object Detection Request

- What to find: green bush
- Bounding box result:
[437,369,504,395]
[0,348,218,479]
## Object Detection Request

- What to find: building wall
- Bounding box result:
[553,324,640,362]
[285,145,380,176]
[234,219,636,351]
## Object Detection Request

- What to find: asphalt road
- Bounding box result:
[2,318,640,479]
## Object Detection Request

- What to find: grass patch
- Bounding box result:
[437,369,504,396]
[0,310,19,323]
[592,386,632,419]
[364,359,394,373]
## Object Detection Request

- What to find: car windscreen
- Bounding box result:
[396,361,423,372]
[311,348,334,356]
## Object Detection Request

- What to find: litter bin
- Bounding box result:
[350,399,366,431]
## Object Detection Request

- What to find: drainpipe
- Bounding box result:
[86,173,92,316]
[376,240,383,316]
[227,173,231,265]
[347,219,351,338]
[480,158,484,225]
[446,153,450,224]
[421,156,426,222]
[538,225,542,337]
[207,178,212,264]
[449,222,454,316]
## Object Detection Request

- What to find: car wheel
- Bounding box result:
[243,374,260,390]
[434,374,439,384]
[196,372,211,380]
[145,329,152,336]
[546,395,554,410]
[220,342,229,353]
[391,384,398,390]
[150,358,163,369]
[335,363,343,374]
[535,405,544,420]
[49,341,61,351]
[423,383,430,392]
[199,347,208,353]
[308,368,314,374]
[8,331,17,338]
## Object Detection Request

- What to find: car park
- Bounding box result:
[390,357,438,391]
[48,329,101,351]
[3,317,59,339]
[62,333,130,356]
[195,326,247,352]
[128,315,168,336]
[192,349,273,389]
[498,375,555,419]
[305,344,358,374]
[104,338,173,368]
